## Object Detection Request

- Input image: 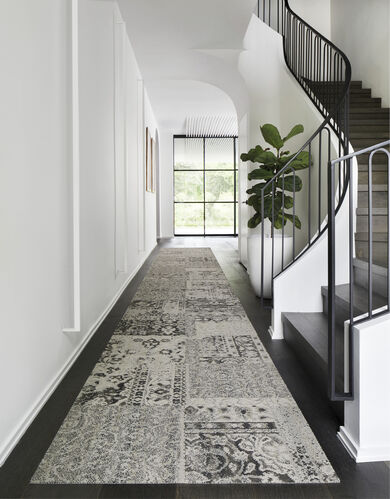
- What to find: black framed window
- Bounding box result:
[173,136,238,236]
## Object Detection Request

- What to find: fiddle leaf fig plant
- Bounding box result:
[240,123,311,230]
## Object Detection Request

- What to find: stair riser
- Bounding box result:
[350,89,371,97]
[354,265,389,297]
[358,153,390,165]
[350,126,389,134]
[351,120,390,127]
[282,317,344,422]
[350,99,381,106]
[355,242,389,268]
[322,294,351,328]
[356,215,389,233]
[358,191,388,208]
[351,133,390,139]
[359,164,389,172]
[353,139,390,148]
[359,171,389,184]
[350,112,390,120]
[350,102,381,109]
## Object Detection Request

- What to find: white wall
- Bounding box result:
[0,0,158,465]
[0,0,72,465]
[331,0,390,107]
[289,0,331,39]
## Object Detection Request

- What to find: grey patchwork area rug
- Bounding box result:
[32,248,339,484]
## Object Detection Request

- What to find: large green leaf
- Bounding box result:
[247,193,275,217]
[246,182,273,196]
[246,195,258,207]
[279,150,311,170]
[240,145,264,163]
[273,213,287,229]
[282,124,304,143]
[284,213,302,229]
[248,213,262,229]
[276,175,303,192]
[241,146,277,166]
[275,191,294,209]
[263,195,274,218]
[248,168,275,181]
[260,124,284,150]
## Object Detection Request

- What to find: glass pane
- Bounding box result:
[205,138,234,170]
[205,203,234,235]
[175,203,204,235]
[174,171,204,202]
[174,137,203,170]
[205,171,234,202]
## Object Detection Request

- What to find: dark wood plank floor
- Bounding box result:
[0,237,389,499]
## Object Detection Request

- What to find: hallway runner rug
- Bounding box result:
[32,248,339,484]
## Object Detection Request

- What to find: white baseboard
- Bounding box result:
[0,244,156,467]
[268,325,283,340]
[338,426,390,463]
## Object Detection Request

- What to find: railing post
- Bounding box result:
[328,161,336,400]
[261,188,265,306]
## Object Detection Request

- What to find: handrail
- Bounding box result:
[256,1,352,401]
[255,0,351,295]
[328,140,390,401]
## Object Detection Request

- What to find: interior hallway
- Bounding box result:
[0,238,387,499]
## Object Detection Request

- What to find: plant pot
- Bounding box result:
[247,234,293,298]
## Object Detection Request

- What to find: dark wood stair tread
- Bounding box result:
[321,283,387,316]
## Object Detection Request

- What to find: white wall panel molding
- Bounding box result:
[137,79,146,253]
[114,7,128,275]
[63,0,81,334]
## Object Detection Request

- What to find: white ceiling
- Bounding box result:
[118,0,255,52]
[118,0,256,130]
[146,80,236,131]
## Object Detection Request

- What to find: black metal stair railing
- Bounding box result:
[328,141,390,401]
[255,1,352,400]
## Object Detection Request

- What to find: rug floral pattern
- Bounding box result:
[31,248,338,484]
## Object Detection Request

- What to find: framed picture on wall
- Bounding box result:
[150,137,155,193]
[145,127,151,192]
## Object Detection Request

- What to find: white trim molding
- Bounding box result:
[113,8,128,276]
[339,313,390,463]
[63,0,81,334]
[338,426,390,463]
[137,79,145,254]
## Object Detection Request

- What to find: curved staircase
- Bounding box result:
[283,81,390,421]
[255,0,390,416]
